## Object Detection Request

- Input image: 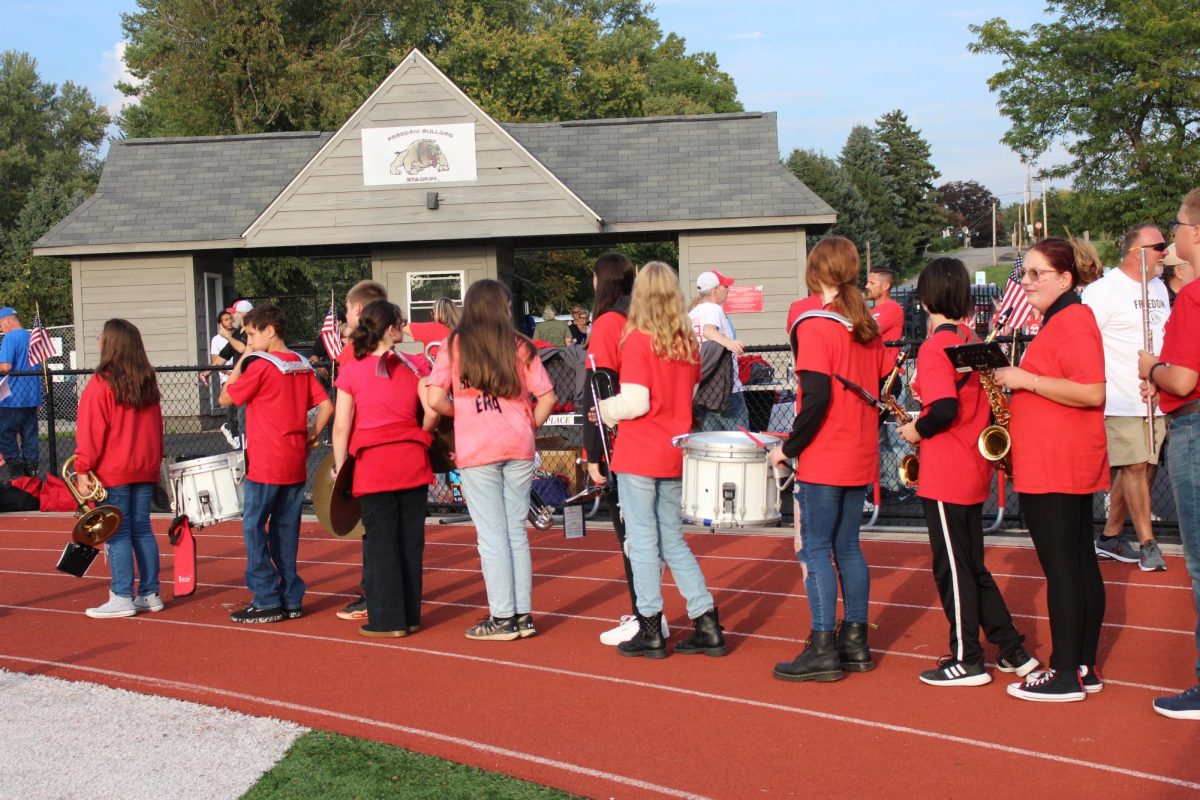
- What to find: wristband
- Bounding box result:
[1149,362,1168,387]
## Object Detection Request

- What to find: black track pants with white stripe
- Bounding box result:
[921,498,1025,664]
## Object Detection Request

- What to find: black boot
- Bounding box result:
[674,607,728,657]
[617,612,668,659]
[835,620,875,672]
[772,631,844,682]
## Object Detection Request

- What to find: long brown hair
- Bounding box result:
[448,280,533,398]
[625,261,699,363]
[806,237,879,343]
[592,252,636,317]
[96,319,160,409]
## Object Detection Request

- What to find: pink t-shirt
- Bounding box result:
[427,339,554,468]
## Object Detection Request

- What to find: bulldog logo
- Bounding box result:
[391,139,450,176]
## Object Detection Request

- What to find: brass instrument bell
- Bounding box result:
[62,455,122,546]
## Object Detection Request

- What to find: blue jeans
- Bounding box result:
[0,406,38,468]
[241,479,305,609]
[460,459,535,618]
[1167,413,1200,679]
[795,481,871,631]
[617,473,715,619]
[696,390,748,432]
[103,483,159,598]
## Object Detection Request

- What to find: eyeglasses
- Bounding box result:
[1169,218,1199,235]
[1021,268,1061,282]
[1139,242,1169,252]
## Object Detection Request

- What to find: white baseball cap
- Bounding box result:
[696,270,734,293]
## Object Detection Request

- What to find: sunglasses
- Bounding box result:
[1169,218,1200,235]
[1141,242,1169,252]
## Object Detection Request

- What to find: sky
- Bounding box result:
[1,0,1069,204]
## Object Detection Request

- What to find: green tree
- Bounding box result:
[937,180,1005,245]
[1,175,85,324]
[785,148,880,278]
[969,1,1200,230]
[875,109,942,265]
[840,125,903,270]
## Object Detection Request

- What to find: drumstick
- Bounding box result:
[737,426,794,475]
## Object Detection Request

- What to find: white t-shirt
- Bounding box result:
[209,333,231,384]
[1081,269,1170,416]
[689,301,743,393]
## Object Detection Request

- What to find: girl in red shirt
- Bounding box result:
[897,258,1037,686]
[333,300,435,638]
[77,319,165,619]
[768,237,883,682]
[579,253,647,645]
[995,238,1109,702]
[598,261,726,659]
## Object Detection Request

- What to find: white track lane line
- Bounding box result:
[0,572,1187,695]
[2,613,1198,793]
[0,653,712,800]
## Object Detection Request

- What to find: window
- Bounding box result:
[407,271,464,322]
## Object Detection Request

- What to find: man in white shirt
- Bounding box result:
[689,270,747,431]
[1082,224,1170,571]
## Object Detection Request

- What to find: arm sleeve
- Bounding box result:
[599,383,650,423]
[914,398,958,438]
[781,371,829,459]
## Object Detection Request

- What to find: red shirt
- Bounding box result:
[1009,303,1109,495]
[793,316,884,486]
[872,298,904,377]
[408,321,451,347]
[336,346,354,367]
[587,310,626,372]
[335,353,433,496]
[1157,278,1200,414]
[226,352,328,485]
[74,377,164,487]
[786,295,823,334]
[609,331,699,478]
[912,324,991,505]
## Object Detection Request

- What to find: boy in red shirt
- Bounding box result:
[221,305,332,623]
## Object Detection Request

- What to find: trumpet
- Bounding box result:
[62,455,122,546]
[881,348,919,487]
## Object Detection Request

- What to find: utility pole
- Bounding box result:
[992,201,998,267]
[1041,173,1049,238]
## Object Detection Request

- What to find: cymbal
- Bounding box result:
[312,453,365,539]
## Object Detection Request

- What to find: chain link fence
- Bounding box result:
[1,318,1181,538]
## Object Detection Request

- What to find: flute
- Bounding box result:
[1138,245,1157,457]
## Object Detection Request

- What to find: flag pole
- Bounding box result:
[34,302,58,476]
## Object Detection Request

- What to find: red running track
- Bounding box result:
[0,515,1197,798]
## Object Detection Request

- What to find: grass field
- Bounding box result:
[241,730,582,800]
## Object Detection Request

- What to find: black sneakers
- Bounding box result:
[919,658,991,687]
[230,604,285,624]
[514,613,537,639]
[283,606,303,620]
[464,615,520,641]
[1006,668,1085,702]
[1079,665,1104,693]
[997,646,1039,678]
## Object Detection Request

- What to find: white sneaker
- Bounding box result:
[133,593,165,612]
[86,592,137,619]
[600,614,669,645]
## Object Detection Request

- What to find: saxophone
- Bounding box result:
[881,348,919,487]
[977,324,1013,475]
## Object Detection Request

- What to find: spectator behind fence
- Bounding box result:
[75,319,165,620]
[0,307,44,478]
[532,304,571,347]
[689,270,746,431]
[568,305,590,345]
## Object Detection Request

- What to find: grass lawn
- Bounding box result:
[241,730,583,800]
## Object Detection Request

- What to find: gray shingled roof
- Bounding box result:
[36,113,832,251]
[503,112,834,224]
[35,132,332,248]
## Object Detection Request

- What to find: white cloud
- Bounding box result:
[98,40,140,118]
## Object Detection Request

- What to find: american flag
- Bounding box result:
[319,299,342,359]
[27,311,56,367]
[994,253,1035,331]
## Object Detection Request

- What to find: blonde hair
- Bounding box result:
[432,297,460,327]
[625,261,699,363]
[805,237,879,344]
[1069,238,1103,287]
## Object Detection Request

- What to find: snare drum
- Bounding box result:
[168,452,245,527]
[676,431,786,528]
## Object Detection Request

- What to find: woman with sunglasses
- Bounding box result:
[568,306,591,345]
[994,237,1109,702]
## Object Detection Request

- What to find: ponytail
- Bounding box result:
[351,299,404,359]
[834,283,880,344]
[807,237,880,344]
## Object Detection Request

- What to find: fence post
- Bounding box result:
[44,373,58,477]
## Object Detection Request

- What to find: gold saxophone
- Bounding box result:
[881,348,919,487]
[977,326,1013,475]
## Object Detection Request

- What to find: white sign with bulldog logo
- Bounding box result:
[360,123,477,186]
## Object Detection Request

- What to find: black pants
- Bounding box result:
[921,498,1024,664]
[609,482,638,614]
[1021,492,1106,672]
[360,486,427,631]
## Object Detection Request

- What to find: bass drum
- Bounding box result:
[168,452,245,527]
[676,431,785,528]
